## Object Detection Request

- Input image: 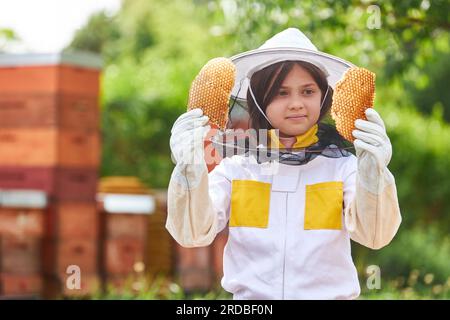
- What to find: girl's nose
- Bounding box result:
[287,95,305,110]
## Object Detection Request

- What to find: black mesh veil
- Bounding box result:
[209,87,354,166]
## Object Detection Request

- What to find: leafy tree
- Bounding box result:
[68,11,121,62]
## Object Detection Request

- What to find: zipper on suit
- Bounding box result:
[281,192,289,299]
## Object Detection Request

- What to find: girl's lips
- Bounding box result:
[286,115,307,120]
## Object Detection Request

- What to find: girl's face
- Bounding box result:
[266,63,322,137]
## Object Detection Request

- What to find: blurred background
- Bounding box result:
[0,0,449,299]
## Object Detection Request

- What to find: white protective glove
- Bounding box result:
[352,108,395,194]
[169,108,210,188]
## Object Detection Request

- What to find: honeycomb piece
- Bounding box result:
[331,67,376,142]
[187,57,236,130]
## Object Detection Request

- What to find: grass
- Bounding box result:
[64,270,449,300]
[359,270,450,300]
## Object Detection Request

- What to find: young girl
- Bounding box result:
[167,28,401,299]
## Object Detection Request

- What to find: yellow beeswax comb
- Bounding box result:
[331,67,376,142]
[187,57,236,130]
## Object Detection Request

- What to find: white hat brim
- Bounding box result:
[230,47,355,102]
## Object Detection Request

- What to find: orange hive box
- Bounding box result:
[42,237,99,276]
[0,207,44,238]
[0,52,101,96]
[0,273,43,297]
[0,236,42,274]
[0,235,44,297]
[0,203,46,297]
[45,201,99,239]
[0,93,99,129]
[0,128,100,167]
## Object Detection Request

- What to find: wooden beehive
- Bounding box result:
[0,52,102,299]
[98,177,164,289]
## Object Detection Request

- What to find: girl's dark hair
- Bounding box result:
[247,60,348,149]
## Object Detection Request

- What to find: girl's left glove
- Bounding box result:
[352,108,394,194]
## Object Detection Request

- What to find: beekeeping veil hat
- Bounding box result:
[230,28,355,104]
[215,28,356,163]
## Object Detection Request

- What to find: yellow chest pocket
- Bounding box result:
[304,181,343,230]
[230,180,271,228]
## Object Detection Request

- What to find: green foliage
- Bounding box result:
[67,271,449,300]
[386,106,450,230]
[405,49,450,121]
[207,0,450,77]
[68,11,121,58]
[351,86,450,292]
[353,223,450,287]
[64,274,232,300]
[100,95,180,187]
[68,272,448,300]
[360,277,450,300]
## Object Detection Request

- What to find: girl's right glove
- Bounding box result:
[169,108,210,188]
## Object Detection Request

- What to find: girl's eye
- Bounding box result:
[278,90,288,96]
[303,89,314,95]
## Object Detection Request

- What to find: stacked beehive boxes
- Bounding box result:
[0,52,102,298]
[98,178,224,294]
[98,177,166,291]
